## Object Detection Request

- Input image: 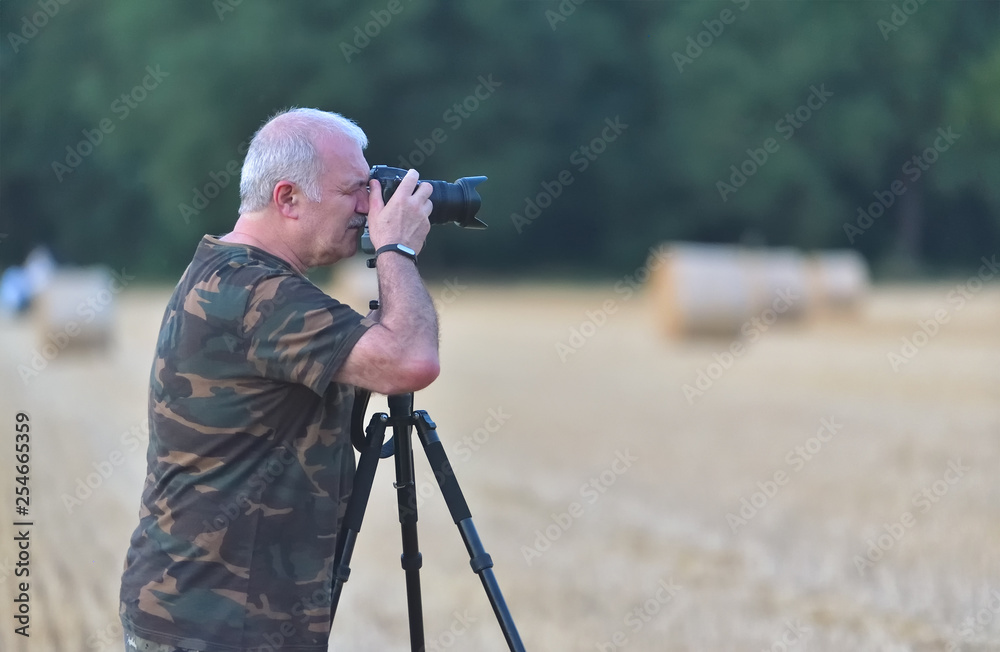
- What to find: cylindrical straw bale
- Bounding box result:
[740,247,811,320]
[807,250,869,314]
[649,243,756,338]
[35,267,115,351]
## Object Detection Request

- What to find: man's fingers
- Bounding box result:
[414,180,434,201]
[393,168,421,198]
[368,178,384,214]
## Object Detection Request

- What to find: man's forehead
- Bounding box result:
[318,132,369,186]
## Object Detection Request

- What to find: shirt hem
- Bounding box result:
[122,616,331,652]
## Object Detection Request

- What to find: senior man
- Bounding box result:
[119,108,439,651]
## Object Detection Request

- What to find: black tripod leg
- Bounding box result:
[388,393,425,652]
[330,411,390,626]
[413,410,527,652]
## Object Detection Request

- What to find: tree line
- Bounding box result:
[1,1,997,279]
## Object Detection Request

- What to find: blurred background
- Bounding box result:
[1,1,998,651]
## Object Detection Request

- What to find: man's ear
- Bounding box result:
[273,181,299,219]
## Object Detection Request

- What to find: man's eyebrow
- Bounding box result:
[340,177,369,191]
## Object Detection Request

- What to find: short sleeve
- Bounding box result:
[243,273,371,396]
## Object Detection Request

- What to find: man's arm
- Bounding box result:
[333,170,440,394]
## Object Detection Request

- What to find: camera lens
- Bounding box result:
[370,166,487,229]
[424,177,487,229]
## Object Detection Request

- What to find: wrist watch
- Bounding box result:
[375,243,418,264]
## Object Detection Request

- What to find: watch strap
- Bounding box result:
[375,243,418,263]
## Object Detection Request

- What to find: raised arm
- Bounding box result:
[333,170,440,394]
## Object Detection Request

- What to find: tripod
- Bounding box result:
[329,387,527,651]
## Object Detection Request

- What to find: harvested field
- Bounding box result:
[1,280,998,651]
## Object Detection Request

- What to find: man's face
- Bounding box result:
[299,131,370,267]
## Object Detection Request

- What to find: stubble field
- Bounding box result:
[0,279,997,651]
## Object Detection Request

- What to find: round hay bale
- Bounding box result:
[807,250,869,314]
[35,267,115,352]
[649,243,756,338]
[740,247,812,320]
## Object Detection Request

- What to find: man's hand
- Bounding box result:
[333,168,439,395]
[367,169,433,255]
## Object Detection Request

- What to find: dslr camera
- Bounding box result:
[362,166,487,254]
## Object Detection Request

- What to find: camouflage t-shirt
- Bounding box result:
[120,235,372,651]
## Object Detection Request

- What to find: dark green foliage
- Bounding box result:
[1,1,997,279]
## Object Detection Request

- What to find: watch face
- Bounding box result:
[398,244,416,256]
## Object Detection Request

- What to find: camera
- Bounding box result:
[370,165,487,230]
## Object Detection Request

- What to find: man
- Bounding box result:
[120,108,440,651]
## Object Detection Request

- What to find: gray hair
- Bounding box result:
[238,107,368,214]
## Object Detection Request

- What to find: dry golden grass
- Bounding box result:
[0,281,997,651]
